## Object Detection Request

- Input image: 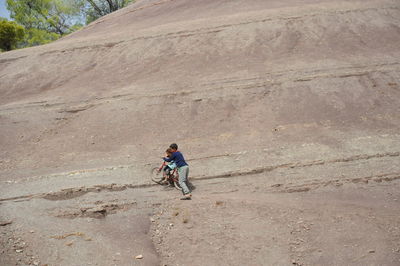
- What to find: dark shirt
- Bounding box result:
[163,151,188,168]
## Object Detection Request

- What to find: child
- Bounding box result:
[164,143,191,200]
[162,148,177,183]
[169,143,178,151]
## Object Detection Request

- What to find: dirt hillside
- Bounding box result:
[1,0,400,265]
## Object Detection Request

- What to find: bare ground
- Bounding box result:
[1,0,400,265]
[1,151,400,265]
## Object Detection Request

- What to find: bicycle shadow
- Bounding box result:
[188,180,196,191]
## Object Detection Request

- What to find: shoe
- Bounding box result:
[180,194,192,200]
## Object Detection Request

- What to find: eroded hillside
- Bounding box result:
[1,0,400,265]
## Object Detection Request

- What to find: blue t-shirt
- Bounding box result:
[163,151,188,168]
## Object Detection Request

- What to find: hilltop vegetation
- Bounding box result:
[0,0,134,51]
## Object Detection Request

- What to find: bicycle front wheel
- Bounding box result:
[151,167,164,184]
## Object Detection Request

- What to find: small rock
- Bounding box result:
[33,261,40,266]
[30,230,35,233]
[368,250,375,253]
[0,221,12,226]
[16,249,23,253]
[135,254,143,259]
[150,218,155,222]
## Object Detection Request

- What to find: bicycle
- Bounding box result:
[151,161,182,190]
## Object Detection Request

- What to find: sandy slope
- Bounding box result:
[1,0,400,265]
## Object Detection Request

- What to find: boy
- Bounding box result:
[163,143,191,200]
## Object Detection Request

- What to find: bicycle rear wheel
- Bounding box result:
[173,177,182,191]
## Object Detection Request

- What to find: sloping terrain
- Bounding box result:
[0,0,400,265]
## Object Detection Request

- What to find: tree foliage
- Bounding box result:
[23,28,60,47]
[82,0,134,23]
[6,0,84,35]
[0,19,25,51]
[2,0,134,51]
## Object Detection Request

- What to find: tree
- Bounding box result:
[82,0,134,23]
[23,28,60,47]
[6,0,84,36]
[4,0,134,49]
[0,19,25,51]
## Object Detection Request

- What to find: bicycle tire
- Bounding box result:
[174,181,182,190]
[173,176,182,191]
[151,167,165,184]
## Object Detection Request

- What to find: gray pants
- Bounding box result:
[178,165,190,195]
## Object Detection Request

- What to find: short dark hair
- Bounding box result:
[169,143,178,150]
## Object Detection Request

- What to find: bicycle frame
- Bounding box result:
[151,161,182,190]
[159,161,179,181]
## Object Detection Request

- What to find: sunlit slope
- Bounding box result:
[0,0,399,179]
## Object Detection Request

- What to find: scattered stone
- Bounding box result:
[368,250,375,253]
[33,261,40,266]
[16,249,23,253]
[291,259,302,265]
[215,201,224,206]
[135,254,143,259]
[30,230,35,233]
[65,242,73,246]
[0,221,12,226]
